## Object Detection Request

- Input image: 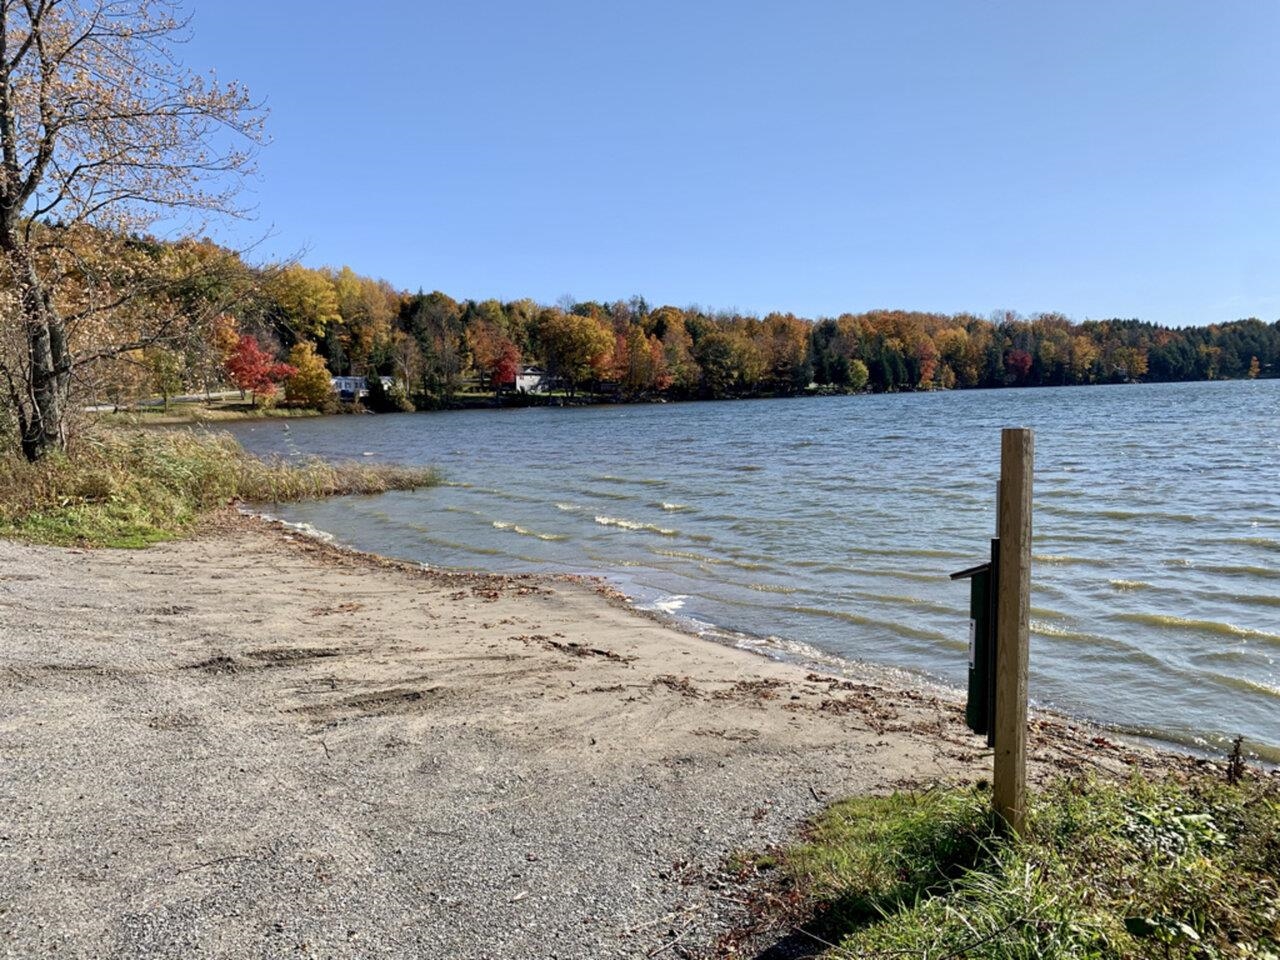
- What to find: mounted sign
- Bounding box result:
[950,539,999,746]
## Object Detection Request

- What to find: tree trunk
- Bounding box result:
[1,231,71,461]
[10,248,71,461]
[19,308,70,461]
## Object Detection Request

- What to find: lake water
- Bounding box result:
[227,380,1280,761]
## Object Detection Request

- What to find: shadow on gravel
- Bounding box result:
[750,930,823,959]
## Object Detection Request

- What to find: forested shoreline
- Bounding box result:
[94,238,1278,414]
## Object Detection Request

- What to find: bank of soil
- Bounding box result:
[0,517,1176,959]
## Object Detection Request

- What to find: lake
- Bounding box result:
[227,379,1280,761]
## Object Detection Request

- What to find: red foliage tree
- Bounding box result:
[467,323,521,392]
[225,336,296,405]
[1005,348,1033,384]
[491,341,521,387]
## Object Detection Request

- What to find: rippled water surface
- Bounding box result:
[228,380,1280,759]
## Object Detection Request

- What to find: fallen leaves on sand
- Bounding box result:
[512,633,636,663]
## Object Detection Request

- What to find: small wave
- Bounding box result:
[854,567,942,584]
[590,474,668,487]
[1233,593,1280,609]
[415,533,506,557]
[1030,606,1070,620]
[472,486,544,504]
[651,548,768,572]
[1036,487,1085,499]
[1031,620,1108,644]
[1222,536,1280,553]
[852,592,953,616]
[1198,563,1280,581]
[659,502,689,512]
[575,488,635,502]
[1109,579,1152,591]
[748,582,798,595]
[1037,532,1126,546]
[1210,672,1280,701]
[272,518,335,544]
[554,502,582,513]
[789,605,960,647]
[1039,505,1198,524]
[1111,723,1280,766]
[845,545,969,561]
[491,521,567,542]
[594,515,677,537]
[730,464,764,472]
[648,595,688,614]
[1034,554,1110,568]
[1115,612,1280,644]
[442,505,488,518]
[1028,622,1169,669]
[1099,508,1198,523]
[582,551,647,568]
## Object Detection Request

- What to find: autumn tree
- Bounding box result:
[613,324,665,397]
[402,290,465,406]
[328,267,396,374]
[0,0,264,459]
[284,340,334,410]
[225,335,292,406]
[535,308,611,396]
[660,313,698,394]
[1005,348,1033,384]
[144,347,184,412]
[268,265,340,341]
[466,320,520,393]
[760,313,810,392]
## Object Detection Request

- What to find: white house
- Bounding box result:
[514,366,550,394]
[330,376,394,400]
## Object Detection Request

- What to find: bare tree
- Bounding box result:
[0,0,264,459]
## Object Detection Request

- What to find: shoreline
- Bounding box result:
[253,508,1243,769]
[0,516,1236,957]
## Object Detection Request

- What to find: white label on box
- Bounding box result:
[968,618,977,669]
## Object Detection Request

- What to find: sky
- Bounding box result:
[181,0,1280,327]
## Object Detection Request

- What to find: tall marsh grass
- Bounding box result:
[0,429,438,547]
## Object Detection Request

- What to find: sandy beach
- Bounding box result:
[0,516,1173,959]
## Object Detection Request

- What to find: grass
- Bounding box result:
[97,399,325,426]
[0,428,439,548]
[747,773,1279,959]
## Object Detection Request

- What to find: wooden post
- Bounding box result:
[995,427,1033,835]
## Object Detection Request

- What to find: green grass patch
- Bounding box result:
[0,429,438,548]
[766,774,1279,959]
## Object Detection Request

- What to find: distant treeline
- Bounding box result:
[97,238,1279,411]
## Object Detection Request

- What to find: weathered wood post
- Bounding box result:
[994,427,1033,835]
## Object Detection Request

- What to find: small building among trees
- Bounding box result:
[330,376,394,401]
[515,366,551,394]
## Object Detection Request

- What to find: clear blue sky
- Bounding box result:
[184,0,1280,326]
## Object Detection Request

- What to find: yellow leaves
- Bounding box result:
[284,340,334,410]
[536,308,613,387]
[267,265,340,339]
